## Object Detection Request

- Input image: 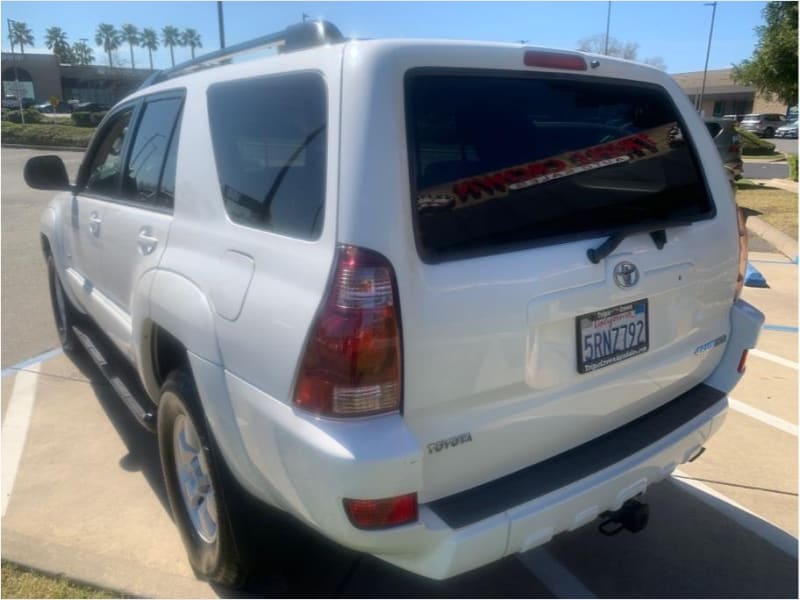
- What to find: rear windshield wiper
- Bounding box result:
[587,229,668,264]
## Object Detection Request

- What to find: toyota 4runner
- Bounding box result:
[27,20,764,587]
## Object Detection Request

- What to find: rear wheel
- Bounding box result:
[158,369,247,588]
[764,127,775,138]
[46,254,77,353]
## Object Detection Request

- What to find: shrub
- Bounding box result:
[1,121,94,148]
[2,108,43,124]
[71,111,94,127]
[89,111,107,126]
[789,154,798,182]
[736,128,777,156]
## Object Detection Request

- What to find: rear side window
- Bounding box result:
[705,122,722,138]
[406,72,714,262]
[123,96,183,209]
[207,73,327,240]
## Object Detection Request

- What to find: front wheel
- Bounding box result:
[46,254,78,353]
[158,369,247,588]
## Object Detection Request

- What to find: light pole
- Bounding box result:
[697,1,717,115]
[217,1,225,49]
[604,1,612,55]
[6,18,25,123]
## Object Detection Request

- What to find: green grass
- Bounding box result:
[1,121,95,148]
[736,180,798,239]
[1,561,124,599]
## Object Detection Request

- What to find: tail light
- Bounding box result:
[738,349,749,374]
[735,207,748,299]
[524,50,587,71]
[293,245,402,417]
[343,493,418,529]
[729,144,740,154]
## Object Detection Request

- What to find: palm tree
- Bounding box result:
[181,28,202,59]
[71,40,94,66]
[9,21,34,55]
[45,26,72,64]
[95,23,121,67]
[161,25,181,67]
[140,28,159,70]
[120,24,139,69]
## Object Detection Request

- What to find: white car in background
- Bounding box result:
[26,20,763,587]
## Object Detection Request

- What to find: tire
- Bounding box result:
[764,127,775,138]
[158,369,247,588]
[46,254,78,353]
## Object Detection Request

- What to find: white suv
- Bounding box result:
[27,21,764,587]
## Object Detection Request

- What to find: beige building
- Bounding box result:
[672,68,789,118]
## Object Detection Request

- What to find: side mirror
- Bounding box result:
[24,155,72,191]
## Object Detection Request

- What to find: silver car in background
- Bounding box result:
[705,117,743,179]
[740,113,786,138]
[775,120,798,139]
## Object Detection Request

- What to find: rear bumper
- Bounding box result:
[216,300,763,579]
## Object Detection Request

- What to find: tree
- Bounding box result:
[732,1,798,107]
[95,23,121,67]
[162,25,181,67]
[121,24,139,69]
[577,33,666,70]
[140,28,159,70]
[181,28,202,59]
[45,26,73,64]
[71,40,94,66]
[9,21,34,55]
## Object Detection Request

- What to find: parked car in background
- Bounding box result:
[2,94,35,109]
[35,101,73,114]
[740,113,786,138]
[705,117,743,179]
[74,101,109,112]
[774,120,798,139]
[722,114,745,124]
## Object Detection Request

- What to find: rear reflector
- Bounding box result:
[343,493,418,529]
[735,207,748,300]
[738,349,749,374]
[524,50,587,71]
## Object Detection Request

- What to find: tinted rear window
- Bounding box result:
[406,72,714,262]
[207,72,327,240]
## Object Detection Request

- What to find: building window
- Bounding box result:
[713,101,726,117]
[2,67,34,99]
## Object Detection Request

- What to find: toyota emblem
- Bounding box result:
[613,261,640,289]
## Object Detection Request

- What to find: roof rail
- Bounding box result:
[138,20,344,90]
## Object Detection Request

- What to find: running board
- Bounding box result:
[72,326,157,433]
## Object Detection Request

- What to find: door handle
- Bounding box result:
[137,227,159,256]
[88,212,101,236]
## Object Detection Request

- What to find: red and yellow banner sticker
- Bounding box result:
[417,122,679,212]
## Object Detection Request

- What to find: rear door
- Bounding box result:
[398,68,737,500]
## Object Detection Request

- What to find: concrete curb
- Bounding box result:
[2,143,86,152]
[743,155,787,164]
[759,179,799,193]
[746,215,798,262]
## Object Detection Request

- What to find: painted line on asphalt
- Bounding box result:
[748,259,796,265]
[517,547,595,599]
[749,348,799,370]
[1,348,64,378]
[762,324,799,333]
[671,470,798,559]
[729,397,797,437]
[2,364,41,517]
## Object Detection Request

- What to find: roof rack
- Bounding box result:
[138,20,344,90]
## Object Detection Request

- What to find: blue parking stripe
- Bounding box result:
[763,324,799,333]
[1,348,64,378]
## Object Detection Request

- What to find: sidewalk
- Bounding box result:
[759,178,799,193]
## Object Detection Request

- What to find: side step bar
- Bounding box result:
[73,326,157,433]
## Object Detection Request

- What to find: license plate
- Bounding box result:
[576,299,649,374]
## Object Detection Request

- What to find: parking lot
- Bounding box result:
[2,148,797,598]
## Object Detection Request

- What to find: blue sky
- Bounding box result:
[2,1,766,73]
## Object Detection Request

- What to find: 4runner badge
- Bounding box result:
[427,432,473,454]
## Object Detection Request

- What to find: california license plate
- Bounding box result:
[576,299,649,374]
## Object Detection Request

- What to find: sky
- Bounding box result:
[1,1,767,74]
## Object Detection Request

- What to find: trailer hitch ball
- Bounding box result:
[598,498,650,536]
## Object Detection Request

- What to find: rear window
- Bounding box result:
[207,72,327,240]
[705,122,722,138]
[406,71,715,262]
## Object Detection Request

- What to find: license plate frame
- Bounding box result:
[576,298,649,374]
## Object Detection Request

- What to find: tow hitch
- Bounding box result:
[598,498,650,536]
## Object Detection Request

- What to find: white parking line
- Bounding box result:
[729,397,797,437]
[2,365,41,517]
[671,470,798,559]
[517,547,596,598]
[1,348,63,378]
[749,348,799,371]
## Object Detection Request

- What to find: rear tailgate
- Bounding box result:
[338,42,739,502]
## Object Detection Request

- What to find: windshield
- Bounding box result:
[406,71,714,262]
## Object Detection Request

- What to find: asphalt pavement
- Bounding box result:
[1,148,798,598]
[743,161,790,180]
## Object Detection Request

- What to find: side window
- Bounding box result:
[122,97,183,208]
[207,73,327,240]
[84,109,133,196]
